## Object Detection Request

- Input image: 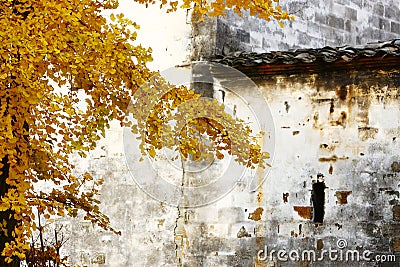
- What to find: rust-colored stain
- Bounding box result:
[293,206,313,219]
[255,259,269,267]
[256,136,264,207]
[283,193,289,203]
[392,237,400,252]
[316,239,324,250]
[328,164,333,174]
[257,192,263,205]
[336,191,352,204]
[255,253,271,267]
[255,132,265,248]
[393,205,400,221]
[248,207,264,221]
[319,155,349,162]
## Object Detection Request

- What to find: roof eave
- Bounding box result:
[234,55,400,77]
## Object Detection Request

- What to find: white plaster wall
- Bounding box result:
[58,2,194,266]
[53,1,400,266]
[116,0,192,71]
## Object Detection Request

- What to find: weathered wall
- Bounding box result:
[59,139,181,266]
[194,0,400,58]
[177,66,400,266]
[46,1,400,267]
[52,1,193,266]
[58,66,400,267]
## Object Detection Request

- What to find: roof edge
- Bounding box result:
[210,39,400,75]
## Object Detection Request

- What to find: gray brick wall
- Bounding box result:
[195,0,400,57]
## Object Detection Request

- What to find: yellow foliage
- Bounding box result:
[160,0,293,23]
[0,0,284,263]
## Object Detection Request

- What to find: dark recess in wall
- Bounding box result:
[312,181,325,223]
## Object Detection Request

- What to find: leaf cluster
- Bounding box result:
[0,0,286,263]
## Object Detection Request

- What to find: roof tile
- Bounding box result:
[211,39,400,67]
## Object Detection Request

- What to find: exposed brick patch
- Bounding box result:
[237,226,251,238]
[293,206,313,220]
[336,191,352,204]
[316,239,324,250]
[248,207,263,221]
[391,162,400,172]
[393,205,400,221]
[383,223,400,237]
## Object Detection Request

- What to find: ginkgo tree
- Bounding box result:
[0,0,292,265]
